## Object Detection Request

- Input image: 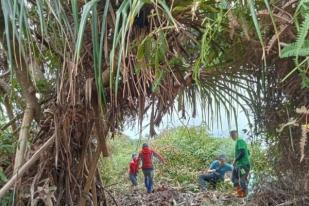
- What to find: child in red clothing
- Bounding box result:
[128,154,139,186]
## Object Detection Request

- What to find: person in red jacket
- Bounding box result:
[138,143,165,193]
[128,154,139,186]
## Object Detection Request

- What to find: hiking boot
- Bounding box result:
[147,189,154,194]
[233,186,241,196]
[236,190,246,198]
[234,187,246,198]
[233,186,241,193]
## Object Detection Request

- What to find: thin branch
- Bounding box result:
[0,134,55,199]
[0,113,23,131]
[0,70,10,78]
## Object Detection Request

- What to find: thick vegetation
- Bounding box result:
[0,0,308,205]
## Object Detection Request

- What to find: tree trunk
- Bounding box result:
[79,102,109,206]
[13,105,34,174]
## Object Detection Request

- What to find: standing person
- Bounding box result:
[198,155,233,191]
[138,143,165,193]
[230,130,251,198]
[128,153,139,187]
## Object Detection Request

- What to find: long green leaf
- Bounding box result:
[247,0,266,65]
[96,0,110,106]
[71,0,79,34]
[263,0,281,55]
[74,0,99,63]
[1,0,13,70]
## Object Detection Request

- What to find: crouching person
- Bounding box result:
[199,155,233,191]
[128,153,139,187]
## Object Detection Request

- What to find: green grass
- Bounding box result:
[99,135,137,187]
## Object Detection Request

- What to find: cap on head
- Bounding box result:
[142,143,148,148]
[218,154,226,161]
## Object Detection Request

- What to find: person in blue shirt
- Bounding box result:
[198,155,233,191]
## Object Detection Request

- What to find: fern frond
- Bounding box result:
[295,14,309,63]
[295,0,309,17]
[281,40,309,58]
[300,124,309,162]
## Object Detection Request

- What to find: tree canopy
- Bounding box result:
[0,0,308,205]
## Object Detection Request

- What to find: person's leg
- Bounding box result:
[232,167,244,196]
[143,170,149,190]
[199,173,215,191]
[143,169,154,193]
[198,175,207,191]
[209,175,221,189]
[148,170,154,193]
[129,174,138,186]
[133,174,138,186]
[239,166,250,196]
[232,167,241,187]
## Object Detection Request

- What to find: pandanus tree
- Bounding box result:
[0,0,307,205]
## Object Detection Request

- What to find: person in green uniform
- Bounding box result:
[230,130,250,197]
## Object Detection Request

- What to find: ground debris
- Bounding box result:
[108,184,244,206]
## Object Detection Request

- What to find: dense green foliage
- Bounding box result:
[0,0,307,204]
[280,0,309,86]
[99,136,138,186]
[0,131,15,205]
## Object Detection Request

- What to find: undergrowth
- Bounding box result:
[0,130,15,205]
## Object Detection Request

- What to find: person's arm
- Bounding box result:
[207,161,217,173]
[152,150,165,163]
[137,153,142,168]
[233,149,245,165]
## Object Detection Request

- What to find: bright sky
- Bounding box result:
[122,98,253,139]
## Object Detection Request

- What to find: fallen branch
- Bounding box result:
[0,134,55,199]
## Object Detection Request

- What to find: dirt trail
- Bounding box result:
[108,184,245,206]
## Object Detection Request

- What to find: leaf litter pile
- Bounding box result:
[107,183,245,206]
